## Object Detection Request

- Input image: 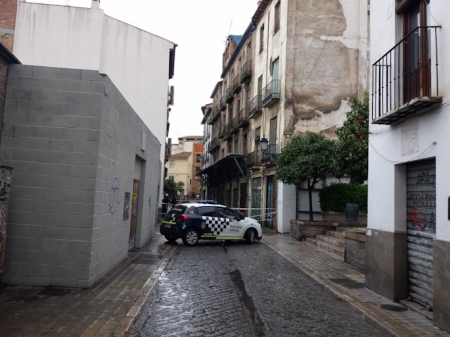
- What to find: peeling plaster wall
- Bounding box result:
[284,0,369,141]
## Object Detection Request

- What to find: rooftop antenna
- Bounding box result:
[224,20,233,46]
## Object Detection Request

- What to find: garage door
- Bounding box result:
[406,158,435,310]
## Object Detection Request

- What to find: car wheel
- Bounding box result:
[164,235,176,242]
[245,228,257,244]
[182,228,199,246]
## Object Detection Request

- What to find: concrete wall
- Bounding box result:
[12,1,174,207]
[0,65,160,287]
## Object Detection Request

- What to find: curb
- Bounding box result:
[262,238,416,337]
[113,244,178,337]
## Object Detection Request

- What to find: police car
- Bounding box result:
[161,203,262,246]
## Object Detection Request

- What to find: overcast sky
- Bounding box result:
[27,0,258,141]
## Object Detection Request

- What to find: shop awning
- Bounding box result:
[197,154,247,185]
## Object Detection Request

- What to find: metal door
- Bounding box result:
[265,175,277,229]
[240,183,247,216]
[406,158,435,310]
[251,178,262,220]
[129,179,140,251]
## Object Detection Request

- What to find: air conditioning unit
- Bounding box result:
[168,86,174,105]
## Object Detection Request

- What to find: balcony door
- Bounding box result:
[402,0,431,101]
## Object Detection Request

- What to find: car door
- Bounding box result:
[216,207,242,239]
[197,205,222,238]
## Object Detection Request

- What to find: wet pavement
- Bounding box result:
[128,240,392,337]
[0,228,446,336]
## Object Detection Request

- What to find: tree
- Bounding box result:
[164,179,177,196]
[335,92,369,184]
[175,181,185,194]
[276,132,336,221]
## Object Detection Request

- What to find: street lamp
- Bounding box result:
[260,136,268,152]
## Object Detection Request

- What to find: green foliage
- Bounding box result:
[335,92,369,184]
[319,183,368,213]
[275,132,336,187]
[276,132,337,221]
[164,179,177,196]
[175,181,185,192]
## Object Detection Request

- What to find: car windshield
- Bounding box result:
[164,205,187,220]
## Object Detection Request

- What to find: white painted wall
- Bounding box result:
[12,1,174,206]
[368,0,450,241]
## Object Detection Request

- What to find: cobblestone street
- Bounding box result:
[128,240,392,337]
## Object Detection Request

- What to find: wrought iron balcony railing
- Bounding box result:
[260,144,278,163]
[219,96,227,111]
[232,73,242,94]
[237,106,249,128]
[372,26,441,125]
[249,95,262,119]
[247,151,261,167]
[241,61,252,85]
[208,138,220,153]
[247,144,279,167]
[262,79,280,107]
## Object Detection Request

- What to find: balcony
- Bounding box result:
[230,117,239,134]
[372,26,441,125]
[262,79,280,108]
[218,122,227,139]
[241,61,252,87]
[225,88,234,105]
[260,144,278,163]
[210,109,221,124]
[247,151,261,168]
[237,106,249,128]
[208,138,220,153]
[248,95,262,119]
[232,73,242,94]
[220,96,227,111]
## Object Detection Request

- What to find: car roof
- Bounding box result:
[180,203,226,208]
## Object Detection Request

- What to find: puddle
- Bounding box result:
[229,269,265,336]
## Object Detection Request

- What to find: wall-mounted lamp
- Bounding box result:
[260,136,268,152]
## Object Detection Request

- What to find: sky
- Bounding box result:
[27,0,259,141]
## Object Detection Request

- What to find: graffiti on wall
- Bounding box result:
[407,169,436,233]
[123,192,130,220]
[108,177,121,214]
[0,166,12,274]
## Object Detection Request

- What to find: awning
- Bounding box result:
[197,154,247,185]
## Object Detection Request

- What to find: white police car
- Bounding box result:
[161,203,262,246]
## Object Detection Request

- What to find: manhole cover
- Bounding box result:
[380,304,408,312]
[131,254,163,265]
[38,288,71,296]
[330,278,366,289]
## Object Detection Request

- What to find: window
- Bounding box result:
[235,138,239,153]
[197,206,217,216]
[218,207,237,219]
[170,160,175,167]
[259,24,265,52]
[196,154,201,162]
[255,127,261,143]
[169,176,174,181]
[274,1,281,34]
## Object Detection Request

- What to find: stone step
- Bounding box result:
[325,230,345,239]
[316,234,345,247]
[306,237,345,257]
[303,240,345,261]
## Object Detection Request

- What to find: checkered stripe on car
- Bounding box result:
[202,216,231,235]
